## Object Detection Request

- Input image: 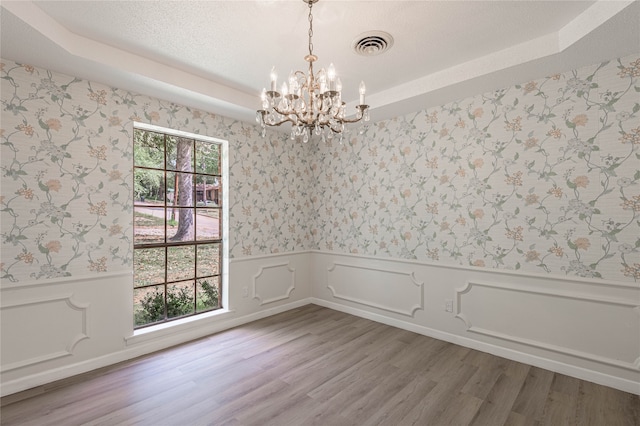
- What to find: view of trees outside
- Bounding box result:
[132,129,222,328]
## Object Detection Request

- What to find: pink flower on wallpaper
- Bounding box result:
[46,179,61,192]
[46,118,62,131]
[45,240,61,253]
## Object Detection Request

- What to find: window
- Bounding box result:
[132,125,225,329]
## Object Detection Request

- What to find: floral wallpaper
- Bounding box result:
[2,53,639,284]
[310,54,640,282]
[0,59,311,283]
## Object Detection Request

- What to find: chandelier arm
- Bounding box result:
[339,116,367,124]
[264,117,297,127]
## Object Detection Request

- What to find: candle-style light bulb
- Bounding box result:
[359,81,366,105]
[328,63,336,81]
[270,67,277,91]
[328,63,336,91]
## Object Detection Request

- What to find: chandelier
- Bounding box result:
[256,0,370,143]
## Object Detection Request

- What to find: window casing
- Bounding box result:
[132,125,225,329]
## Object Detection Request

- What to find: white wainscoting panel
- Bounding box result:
[326,262,424,317]
[252,262,296,305]
[1,294,89,372]
[455,280,640,371]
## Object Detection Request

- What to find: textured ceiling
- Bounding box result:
[1,1,639,124]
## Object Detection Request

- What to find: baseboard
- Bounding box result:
[310,298,640,395]
[0,298,314,397]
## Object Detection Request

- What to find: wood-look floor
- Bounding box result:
[1,305,638,426]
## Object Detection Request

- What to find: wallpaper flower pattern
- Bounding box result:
[2,54,639,284]
[310,54,640,282]
[1,60,310,282]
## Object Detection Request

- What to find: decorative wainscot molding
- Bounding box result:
[252,263,296,305]
[455,281,640,371]
[1,294,90,372]
[327,262,424,317]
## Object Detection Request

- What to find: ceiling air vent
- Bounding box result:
[352,31,394,56]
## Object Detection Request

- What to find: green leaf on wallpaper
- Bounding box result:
[634,170,640,180]
[635,239,640,248]
[99,111,106,118]
[38,181,48,192]
[633,103,640,113]
[634,85,640,92]
[567,240,577,250]
[515,262,521,270]
[565,120,575,129]
[566,180,577,189]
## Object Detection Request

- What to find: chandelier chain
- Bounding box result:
[308,1,314,57]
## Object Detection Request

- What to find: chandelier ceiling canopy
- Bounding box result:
[256,0,370,143]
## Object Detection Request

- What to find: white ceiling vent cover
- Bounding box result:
[352,31,394,56]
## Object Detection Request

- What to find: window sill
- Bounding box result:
[125,308,235,346]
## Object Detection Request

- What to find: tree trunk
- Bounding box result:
[170,138,193,241]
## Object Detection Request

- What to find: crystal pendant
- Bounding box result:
[302,131,309,144]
